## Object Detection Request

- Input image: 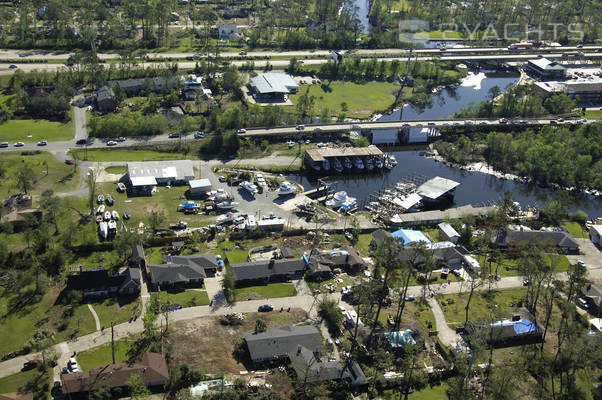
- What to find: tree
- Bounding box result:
[127,372,151,399]
[26,328,54,364]
[147,210,165,233]
[318,297,344,337]
[16,161,35,195]
[221,265,236,302]
[464,274,484,324]
[255,318,267,333]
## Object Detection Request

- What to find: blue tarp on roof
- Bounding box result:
[391,229,431,245]
[491,319,537,335]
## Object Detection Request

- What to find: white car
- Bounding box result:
[14,142,24,147]
[68,357,80,372]
[106,140,117,146]
[37,140,47,146]
[237,129,246,134]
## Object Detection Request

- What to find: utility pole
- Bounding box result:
[111,321,115,364]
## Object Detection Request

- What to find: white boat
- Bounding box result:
[216,212,235,224]
[322,159,330,172]
[384,159,393,170]
[112,210,119,220]
[255,173,267,187]
[332,158,344,173]
[97,194,104,204]
[96,204,105,215]
[326,191,356,209]
[343,157,353,170]
[117,182,126,192]
[388,154,398,166]
[108,220,117,232]
[277,181,297,196]
[353,157,364,170]
[217,199,239,209]
[104,211,111,221]
[365,157,374,171]
[99,221,108,239]
[374,157,383,169]
[241,181,259,195]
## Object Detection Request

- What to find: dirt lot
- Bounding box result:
[168,309,310,376]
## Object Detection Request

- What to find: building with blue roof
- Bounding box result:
[391,229,431,246]
[464,309,543,347]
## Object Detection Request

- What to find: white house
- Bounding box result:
[438,222,460,244]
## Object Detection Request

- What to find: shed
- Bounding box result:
[189,178,212,198]
[438,222,460,244]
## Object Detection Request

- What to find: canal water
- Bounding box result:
[291,72,602,218]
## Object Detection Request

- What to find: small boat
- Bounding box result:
[388,154,398,166]
[255,173,267,188]
[105,194,114,205]
[278,181,297,196]
[98,221,108,239]
[178,201,200,211]
[384,159,393,170]
[216,212,234,224]
[298,202,317,213]
[97,194,104,204]
[322,159,330,172]
[217,199,239,209]
[108,220,117,232]
[96,215,103,224]
[241,181,259,195]
[343,157,353,170]
[326,191,356,209]
[332,158,344,173]
[117,182,126,192]
[112,210,119,220]
[104,211,111,221]
[353,157,364,170]
[96,204,105,215]
[123,210,130,220]
[365,157,374,171]
[374,157,383,169]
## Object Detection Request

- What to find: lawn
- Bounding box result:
[70,149,193,162]
[0,151,82,198]
[90,296,141,328]
[223,248,249,264]
[0,118,74,143]
[234,283,297,300]
[377,298,437,332]
[436,287,528,325]
[0,286,97,357]
[562,221,588,239]
[104,165,127,174]
[584,109,602,119]
[475,253,570,277]
[77,339,132,371]
[289,81,399,118]
[382,383,448,399]
[307,274,355,294]
[0,368,45,394]
[158,289,210,308]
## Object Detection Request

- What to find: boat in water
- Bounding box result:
[278,181,297,196]
[353,157,364,170]
[217,199,240,209]
[384,159,394,170]
[374,157,383,169]
[241,181,259,195]
[343,157,353,170]
[365,157,374,171]
[332,158,344,174]
[387,154,398,167]
[326,191,357,209]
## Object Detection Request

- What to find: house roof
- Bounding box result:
[495,230,579,249]
[243,325,323,361]
[288,345,363,383]
[231,258,305,281]
[371,229,392,245]
[280,247,294,258]
[148,263,206,285]
[438,222,459,238]
[66,269,125,291]
[590,225,602,236]
[62,353,168,394]
[97,86,115,102]
[582,284,602,307]
[130,176,158,187]
[132,244,145,260]
[127,160,194,181]
[249,73,298,94]
[528,58,566,71]
[385,330,416,348]
[308,247,365,273]
[189,179,212,189]
[166,254,220,270]
[392,229,431,245]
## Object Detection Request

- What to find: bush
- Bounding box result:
[319,298,344,337]
[569,210,588,224]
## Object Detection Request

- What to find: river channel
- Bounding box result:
[291,72,602,218]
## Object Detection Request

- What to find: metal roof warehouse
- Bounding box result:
[126,160,195,187]
[249,73,299,95]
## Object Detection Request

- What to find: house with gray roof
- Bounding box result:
[249,73,298,102]
[148,263,206,289]
[493,229,579,253]
[581,284,602,315]
[96,85,117,112]
[131,244,146,268]
[164,254,220,276]
[231,258,306,286]
[526,58,566,79]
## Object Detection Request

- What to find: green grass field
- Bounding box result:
[475,253,570,277]
[289,81,399,118]
[90,296,141,327]
[104,165,127,174]
[0,368,42,394]
[77,339,133,371]
[70,149,192,162]
[584,109,602,119]
[0,118,74,143]
[436,287,528,325]
[0,151,82,198]
[235,283,297,300]
[158,289,210,308]
[562,221,588,239]
[382,383,448,399]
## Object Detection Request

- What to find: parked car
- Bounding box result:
[14,142,24,147]
[68,357,80,372]
[168,133,180,138]
[296,124,305,130]
[22,360,40,371]
[106,140,117,146]
[37,140,47,146]
[8,64,18,69]
[65,159,74,165]
[116,137,126,142]
[237,129,246,134]
[0,142,8,148]
[239,51,247,55]
[76,139,87,145]
[194,131,205,139]
[404,296,415,302]
[258,304,274,312]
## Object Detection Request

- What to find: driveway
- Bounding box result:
[567,238,601,272]
[427,297,467,353]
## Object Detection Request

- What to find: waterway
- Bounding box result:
[291,72,602,218]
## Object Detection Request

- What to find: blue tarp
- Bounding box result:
[491,319,538,335]
[302,253,310,265]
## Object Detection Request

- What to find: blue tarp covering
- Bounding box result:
[302,253,310,265]
[491,319,537,335]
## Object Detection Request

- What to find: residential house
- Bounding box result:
[438,222,460,244]
[464,309,543,347]
[1,194,42,232]
[370,229,392,250]
[243,326,365,385]
[215,23,241,40]
[397,243,465,268]
[493,229,579,253]
[392,229,431,246]
[581,284,602,316]
[130,244,146,268]
[66,268,140,298]
[306,247,366,278]
[164,253,221,276]
[590,225,602,246]
[231,258,306,286]
[107,76,180,97]
[61,353,168,396]
[148,263,206,289]
[96,86,117,112]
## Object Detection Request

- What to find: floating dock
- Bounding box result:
[304,145,391,174]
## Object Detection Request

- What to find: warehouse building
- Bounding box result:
[126,160,194,195]
[248,73,298,102]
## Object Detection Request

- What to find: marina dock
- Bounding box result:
[304,145,392,174]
